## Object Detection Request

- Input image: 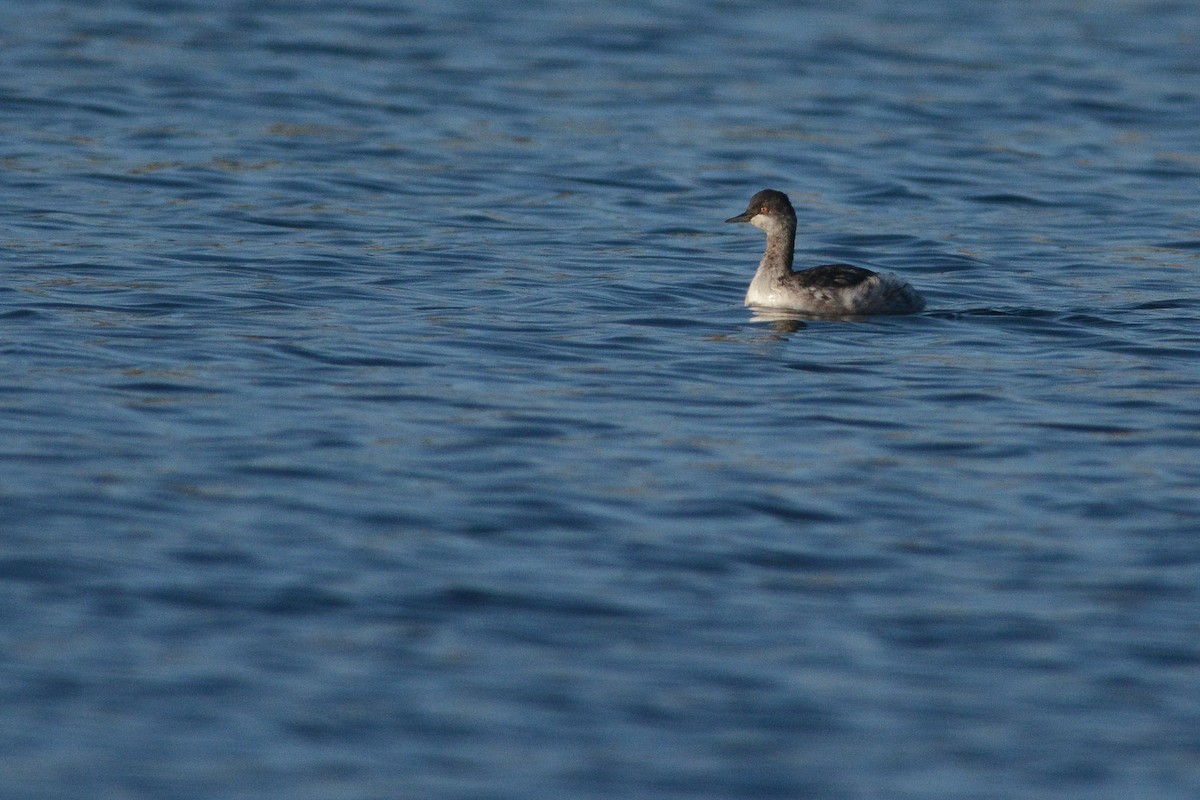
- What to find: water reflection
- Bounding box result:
[746,306,892,332]
[748,307,809,333]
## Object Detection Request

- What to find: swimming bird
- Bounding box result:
[725,189,925,316]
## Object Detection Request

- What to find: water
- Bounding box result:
[3,0,1200,797]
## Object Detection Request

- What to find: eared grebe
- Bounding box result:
[726,189,925,316]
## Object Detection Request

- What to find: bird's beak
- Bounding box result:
[725,210,755,223]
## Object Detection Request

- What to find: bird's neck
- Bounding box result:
[756,221,795,279]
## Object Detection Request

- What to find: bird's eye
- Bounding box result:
[760,206,769,214]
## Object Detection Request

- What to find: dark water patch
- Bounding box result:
[888,438,989,455]
[0,556,95,584]
[1133,162,1200,180]
[967,192,1058,206]
[82,169,199,190]
[263,39,390,60]
[1126,643,1200,668]
[420,585,645,621]
[0,308,47,320]
[847,182,934,203]
[1065,97,1154,125]
[259,585,355,616]
[1123,299,1200,312]
[917,389,1009,404]
[618,315,715,330]
[654,496,762,523]
[563,168,691,192]
[931,307,1058,318]
[825,232,924,249]
[23,674,87,702]
[354,510,441,530]
[877,611,1059,650]
[736,547,890,573]
[783,361,878,376]
[170,548,260,568]
[1097,342,1200,360]
[270,342,437,369]
[226,213,339,231]
[740,498,843,525]
[145,585,249,612]
[800,413,907,430]
[1058,312,1121,328]
[234,462,341,481]
[108,380,219,395]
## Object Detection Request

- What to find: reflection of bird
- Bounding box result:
[726,189,925,316]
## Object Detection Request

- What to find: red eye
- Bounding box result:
[760,206,769,214]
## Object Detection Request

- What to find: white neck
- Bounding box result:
[751,214,795,278]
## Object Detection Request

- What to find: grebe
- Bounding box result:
[726,189,925,316]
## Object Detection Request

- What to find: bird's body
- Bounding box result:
[727,189,925,316]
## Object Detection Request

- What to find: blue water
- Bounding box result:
[4,0,1200,797]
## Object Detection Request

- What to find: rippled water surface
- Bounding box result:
[4,1,1200,797]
